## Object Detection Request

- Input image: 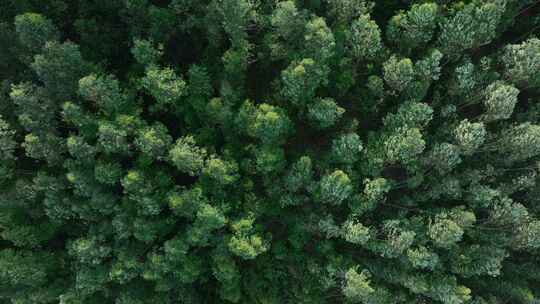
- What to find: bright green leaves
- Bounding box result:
[238,101,293,144]
[168,135,238,187]
[98,121,130,155]
[383,56,414,92]
[251,103,292,144]
[203,156,239,186]
[454,119,486,155]
[482,81,519,122]
[353,178,391,215]
[169,136,207,176]
[407,246,439,270]
[502,38,540,88]
[387,3,438,52]
[131,39,188,111]
[499,123,540,163]
[141,65,187,110]
[385,127,425,164]
[228,217,268,260]
[187,203,227,246]
[281,58,328,106]
[316,170,353,205]
[3,2,540,304]
[343,267,375,303]
[342,220,370,245]
[377,220,416,258]
[135,123,172,160]
[304,17,335,63]
[330,132,363,164]
[196,204,226,231]
[428,217,464,249]
[438,1,506,54]
[383,101,433,131]
[347,14,382,61]
[307,98,345,129]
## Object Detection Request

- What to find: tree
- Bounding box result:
[141,65,187,110]
[342,267,375,303]
[385,127,425,164]
[330,132,363,164]
[482,81,519,122]
[501,38,540,88]
[307,98,345,129]
[14,13,59,59]
[383,56,414,92]
[168,136,207,176]
[387,3,438,52]
[135,122,172,160]
[454,119,486,155]
[2,2,540,303]
[79,74,129,115]
[347,14,382,61]
[437,1,506,55]
[31,41,91,100]
[316,170,353,205]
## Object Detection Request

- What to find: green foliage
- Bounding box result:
[482,81,519,121]
[383,56,414,92]
[135,123,172,159]
[385,127,426,164]
[228,217,268,260]
[317,170,352,205]
[387,3,438,52]
[437,1,506,54]
[281,58,328,106]
[14,13,59,58]
[131,38,162,66]
[454,119,486,155]
[168,135,207,175]
[2,2,540,303]
[31,41,91,100]
[502,38,540,88]
[342,267,375,303]
[79,74,128,114]
[242,102,293,144]
[330,132,363,164]
[347,14,382,61]
[141,65,187,109]
[307,98,345,129]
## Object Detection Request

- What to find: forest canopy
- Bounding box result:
[1,0,540,303]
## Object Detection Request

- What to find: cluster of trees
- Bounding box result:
[0,0,540,303]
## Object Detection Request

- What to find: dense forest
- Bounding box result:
[1,0,540,303]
